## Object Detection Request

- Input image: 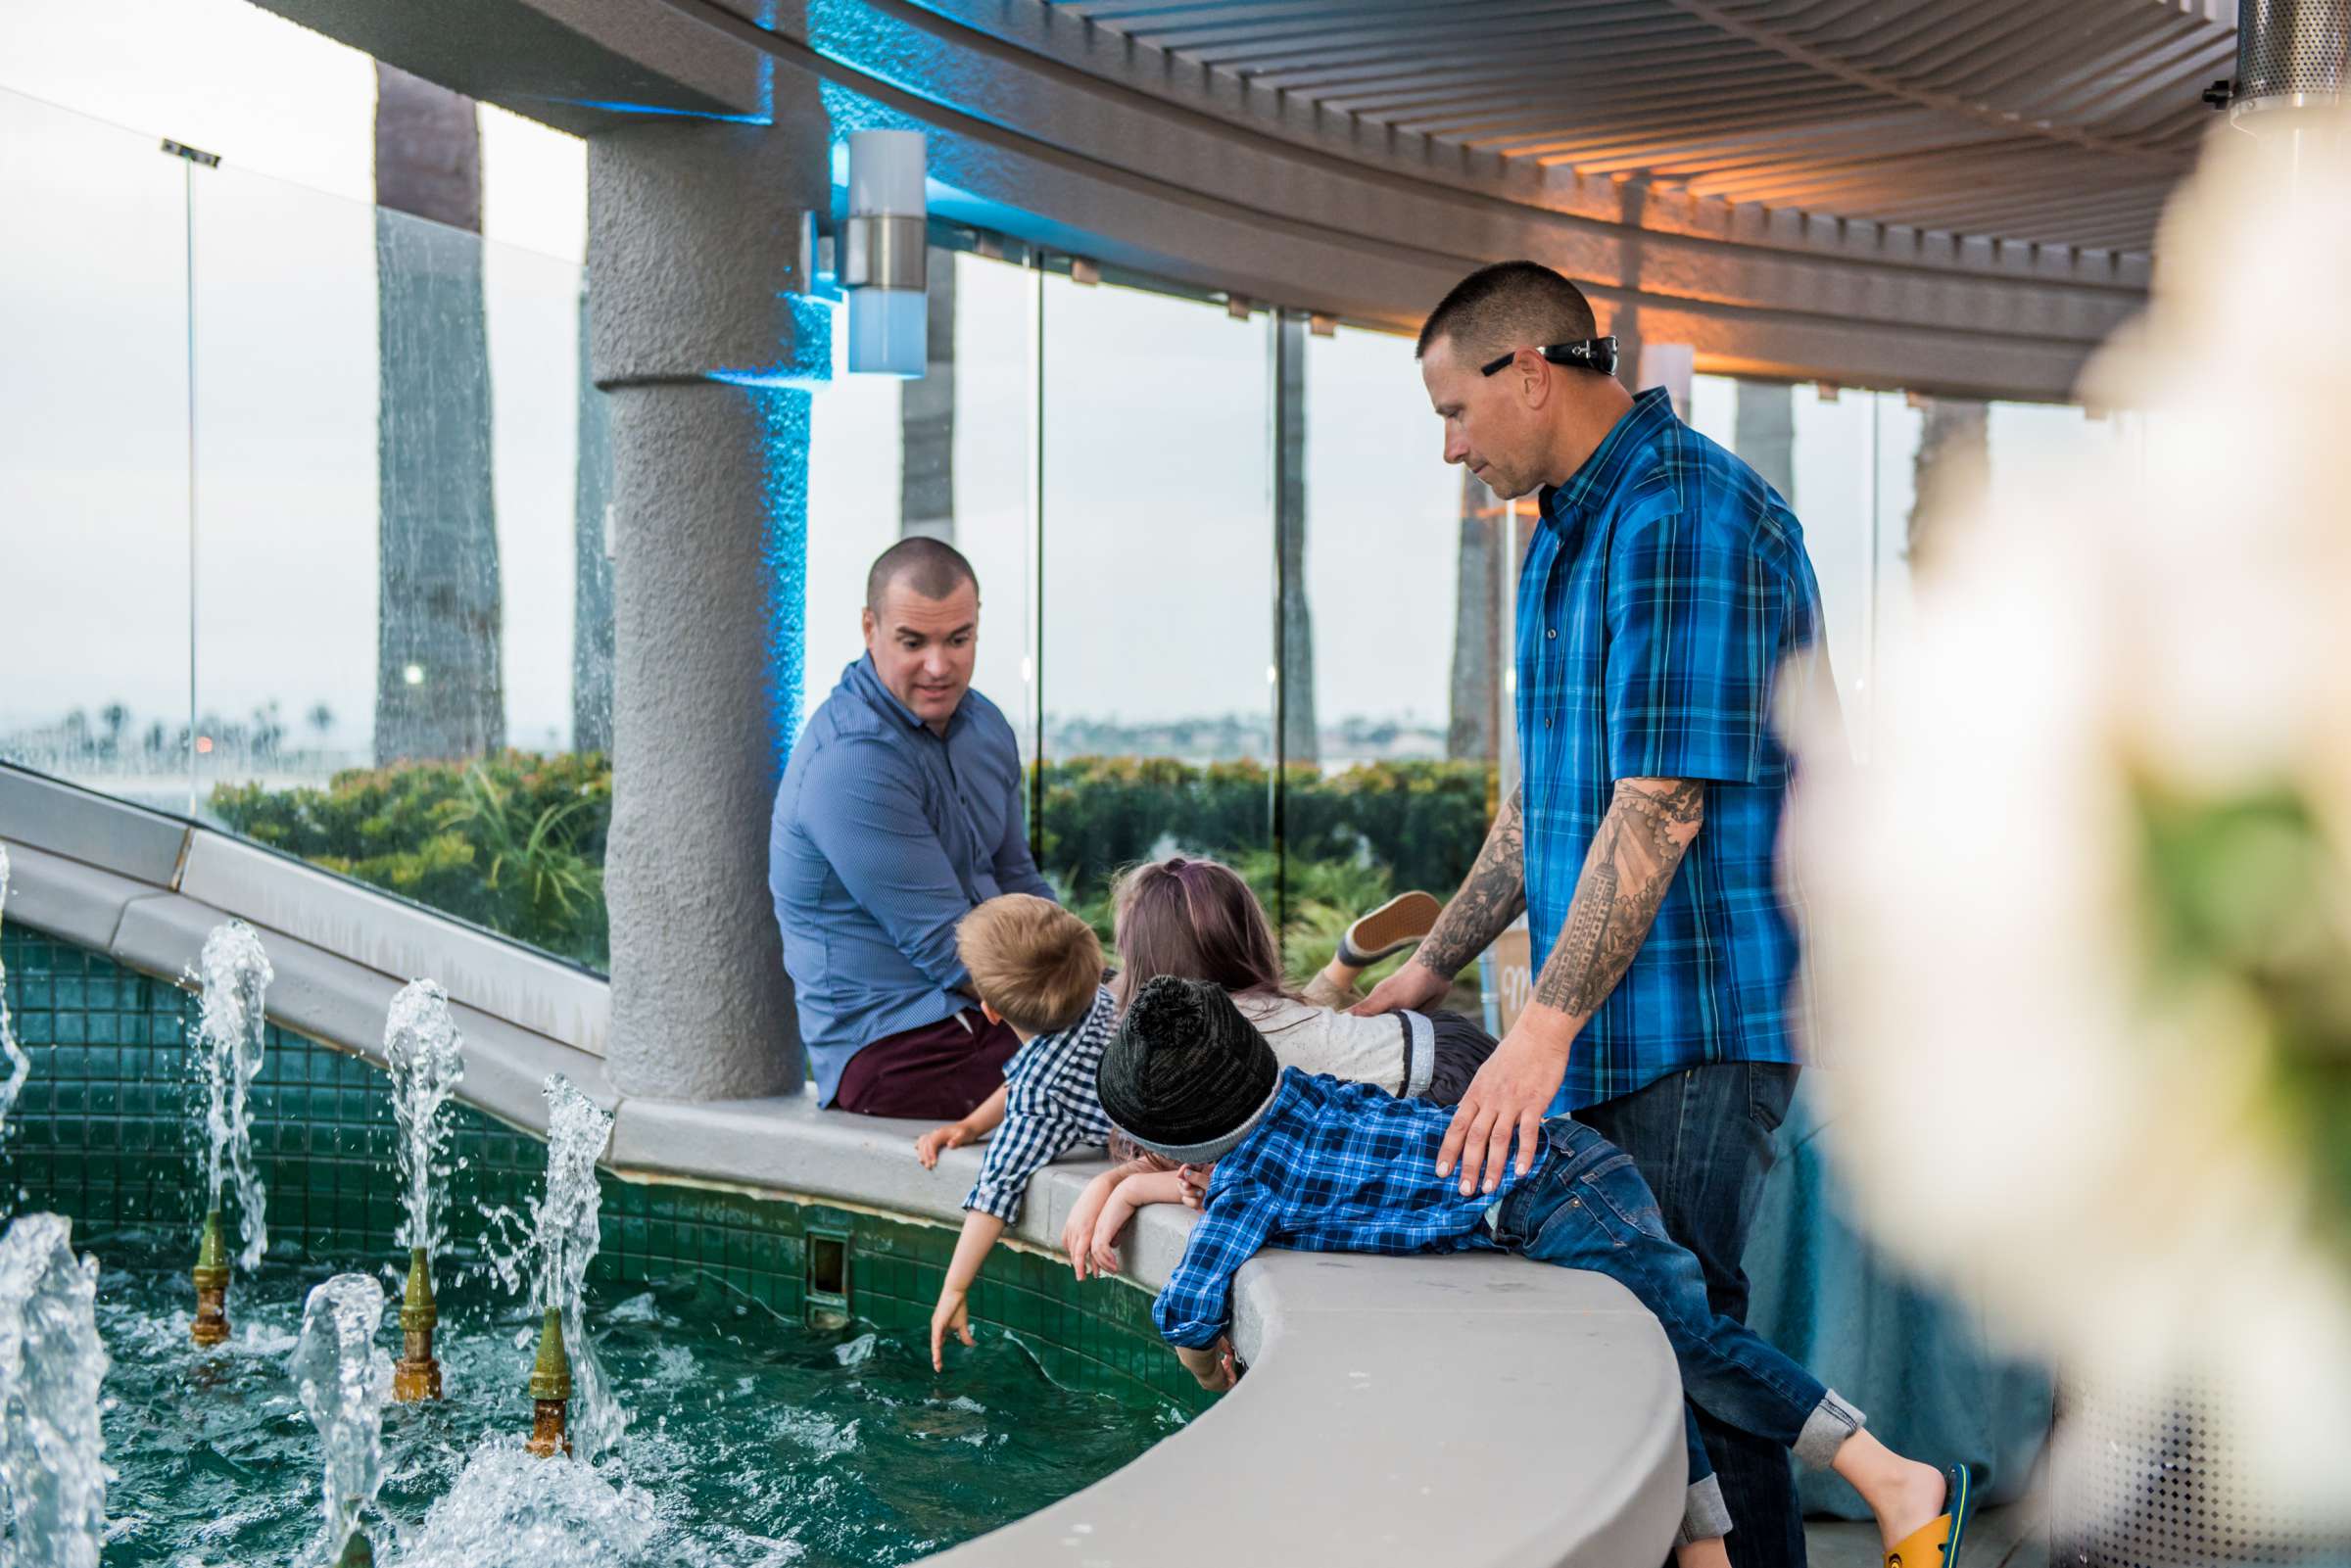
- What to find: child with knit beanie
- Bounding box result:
[1097,974,1975,1568]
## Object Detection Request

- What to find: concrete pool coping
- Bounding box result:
[1,766,1688,1565]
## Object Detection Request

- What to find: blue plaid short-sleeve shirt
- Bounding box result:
[1517,388,1828,1111]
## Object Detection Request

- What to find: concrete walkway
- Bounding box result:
[1807,1502,2045,1568]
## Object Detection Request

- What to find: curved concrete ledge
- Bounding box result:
[0,766,1686,1565]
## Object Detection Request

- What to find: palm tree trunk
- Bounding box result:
[1908,396,1990,563]
[1447,469,1505,762]
[1274,312,1316,766]
[899,245,956,542]
[372,63,503,765]
[1733,380,1798,505]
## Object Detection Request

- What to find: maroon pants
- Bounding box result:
[832,1010,1022,1119]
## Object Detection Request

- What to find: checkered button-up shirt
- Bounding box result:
[964,986,1120,1224]
[1518,387,1827,1112]
[1152,1069,1539,1349]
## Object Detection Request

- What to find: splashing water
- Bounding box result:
[0,1212,109,1568]
[396,1440,663,1568]
[189,921,271,1269]
[384,981,465,1258]
[483,1077,620,1456]
[0,848,32,1140]
[289,1273,390,1564]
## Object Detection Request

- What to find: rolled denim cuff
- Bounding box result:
[1677,1473,1733,1545]
[1794,1388,1867,1469]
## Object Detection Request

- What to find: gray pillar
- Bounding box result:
[571,286,614,754]
[588,94,830,1102]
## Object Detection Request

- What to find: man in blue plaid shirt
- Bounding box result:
[1356,261,1832,1565]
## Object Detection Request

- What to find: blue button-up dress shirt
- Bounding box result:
[1517,388,1828,1112]
[769,655,1055,1105]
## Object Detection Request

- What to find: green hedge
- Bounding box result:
[208,751,1498,981]
[209,750,612,970]
[1035,756,1495,904]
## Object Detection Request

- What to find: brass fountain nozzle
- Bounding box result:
[333,1529,374,1568]
[525,1306,572,1457]
[190,1209,231,1347]
[393,1247,442,1402]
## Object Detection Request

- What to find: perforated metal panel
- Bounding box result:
[2050,1372,2351,1566]
[2235,0,2351,104]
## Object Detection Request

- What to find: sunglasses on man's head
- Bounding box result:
[1478,336,1620,378]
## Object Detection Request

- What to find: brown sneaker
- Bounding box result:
[1336,890,1442,968]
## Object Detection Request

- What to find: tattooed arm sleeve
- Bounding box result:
[1413,786,1530,980]
[1531,779,1704,1020]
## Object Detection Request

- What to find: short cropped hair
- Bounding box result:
[1415,261,1599,367]
[866,537,980,614]
[956,894,1103,1036]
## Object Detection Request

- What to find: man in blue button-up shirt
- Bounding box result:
[769,539,1058,1116]
[1356,261,1832,1567]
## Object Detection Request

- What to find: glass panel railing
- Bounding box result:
[800,248,1036,759]
[181,147,613,971]
[1036,273,1273,935]
[0,90,195,813]
[1689,374,1884,762]
[1288,320,1498,996]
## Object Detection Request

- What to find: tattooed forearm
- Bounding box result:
[1415,786,1529,978]
[1532,780,1703,1019]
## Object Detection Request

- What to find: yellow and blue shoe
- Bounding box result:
[1885,1464,1973,1568]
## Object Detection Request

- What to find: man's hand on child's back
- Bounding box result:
[1348,956,1451,1018]
[930,1286,975,1371]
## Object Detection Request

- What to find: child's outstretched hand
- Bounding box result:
[930,1285,975,1371]
[1177,1164,1210,1210]
[915,1120,976,1169]
[1089,1186,1141,1276]
[1175,1336,1239,1393]
[1063,1164,1134,1281]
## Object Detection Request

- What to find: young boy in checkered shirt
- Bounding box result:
[917,894,1120,1371]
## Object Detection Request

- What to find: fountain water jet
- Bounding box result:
[485,1076,616,1459]
[187,920,271,1345]
[0,848,35,1145]
[290,1273,391,1568]
[383,979,464,1401]
[0,1213,108,1568]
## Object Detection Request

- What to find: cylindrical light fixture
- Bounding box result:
[2231,0,2348,121]
[843,129,928,377]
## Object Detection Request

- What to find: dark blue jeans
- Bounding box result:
[1576,1063,1807,1565]
[1493,1113,1854,1544]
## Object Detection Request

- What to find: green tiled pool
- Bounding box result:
[0,924,1205,1563]
[0,926,1207,1414]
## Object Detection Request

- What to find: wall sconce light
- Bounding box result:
[843,129,927,377]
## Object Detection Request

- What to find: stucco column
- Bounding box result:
[587,86,832,1101]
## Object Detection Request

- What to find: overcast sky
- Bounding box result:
[0,0,2135,782]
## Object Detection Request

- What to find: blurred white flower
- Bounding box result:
[1788,114,2351,1525]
